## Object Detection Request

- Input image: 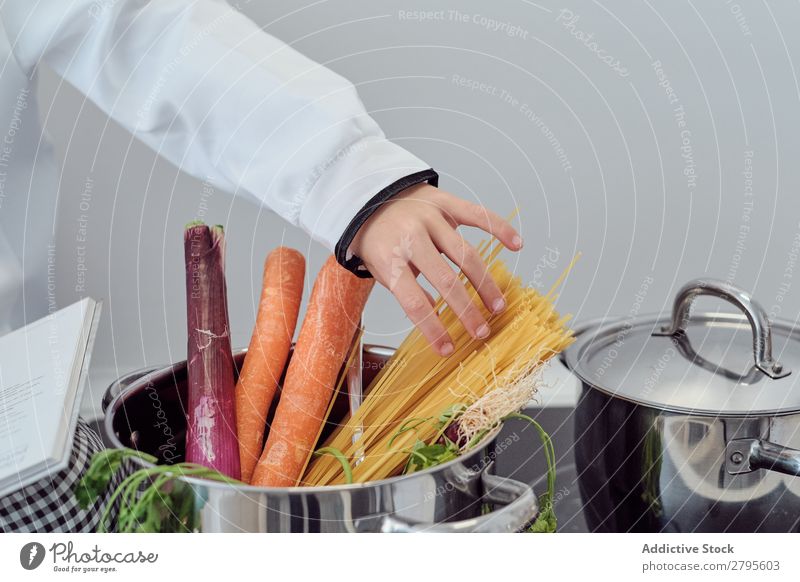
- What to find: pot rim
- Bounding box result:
[116,426,502,494]
[565,311,800,418]
[103,344,504,493]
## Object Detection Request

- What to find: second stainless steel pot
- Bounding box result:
[566,279,800,532]
[102,345,540,532]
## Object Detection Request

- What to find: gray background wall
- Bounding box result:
[37,1,800,415]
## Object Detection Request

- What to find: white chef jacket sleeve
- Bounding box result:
[0,0,437,268]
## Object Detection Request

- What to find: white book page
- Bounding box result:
[0,299,89,483]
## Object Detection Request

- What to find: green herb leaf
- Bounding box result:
[74,448,158,510]
[436,404,466,427]
[387,417,433,449]
[430,403,467,445]
[75,448,243,532]
[501,413,558,534]
[403,439,460,474]
[528,493,557,533]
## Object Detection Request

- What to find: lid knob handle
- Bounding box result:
[653,278,790,379]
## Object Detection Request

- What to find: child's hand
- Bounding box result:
[349,184,523,356]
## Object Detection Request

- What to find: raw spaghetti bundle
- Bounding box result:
[303,240,576,486]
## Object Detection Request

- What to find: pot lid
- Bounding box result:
[565,279,800,416]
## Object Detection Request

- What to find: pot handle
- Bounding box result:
[726,438,800,476]
[653,278,790,379]
[378,473,539,533]
[101,366,163,413]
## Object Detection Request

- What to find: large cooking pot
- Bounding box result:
[102,345,539,532]
[566,279,800,532]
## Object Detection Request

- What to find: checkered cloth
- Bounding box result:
[0,418,123,532]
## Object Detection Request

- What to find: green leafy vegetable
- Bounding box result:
[403,439,460,474]
[385,403,559,532]
[387,416,433,449]
[430,403,467,444]
[502,413,558,533]
[75,448,244,532]
[384,403,468,475]
[74,448,158,510]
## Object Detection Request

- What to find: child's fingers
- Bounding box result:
[432,225,506,314]
[411,239,490,340]
[378,264,453,355]
[446,197,522,250]
[409,265,436,307]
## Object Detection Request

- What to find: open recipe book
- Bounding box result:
[0,298,101,497]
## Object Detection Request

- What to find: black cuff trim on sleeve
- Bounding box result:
[334,169,440,278]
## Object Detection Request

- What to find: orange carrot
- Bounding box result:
[251,255,374,487]
[235,247,305,483]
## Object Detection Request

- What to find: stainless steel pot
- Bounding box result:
[102,345,539,532]
[565,279,800,532]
